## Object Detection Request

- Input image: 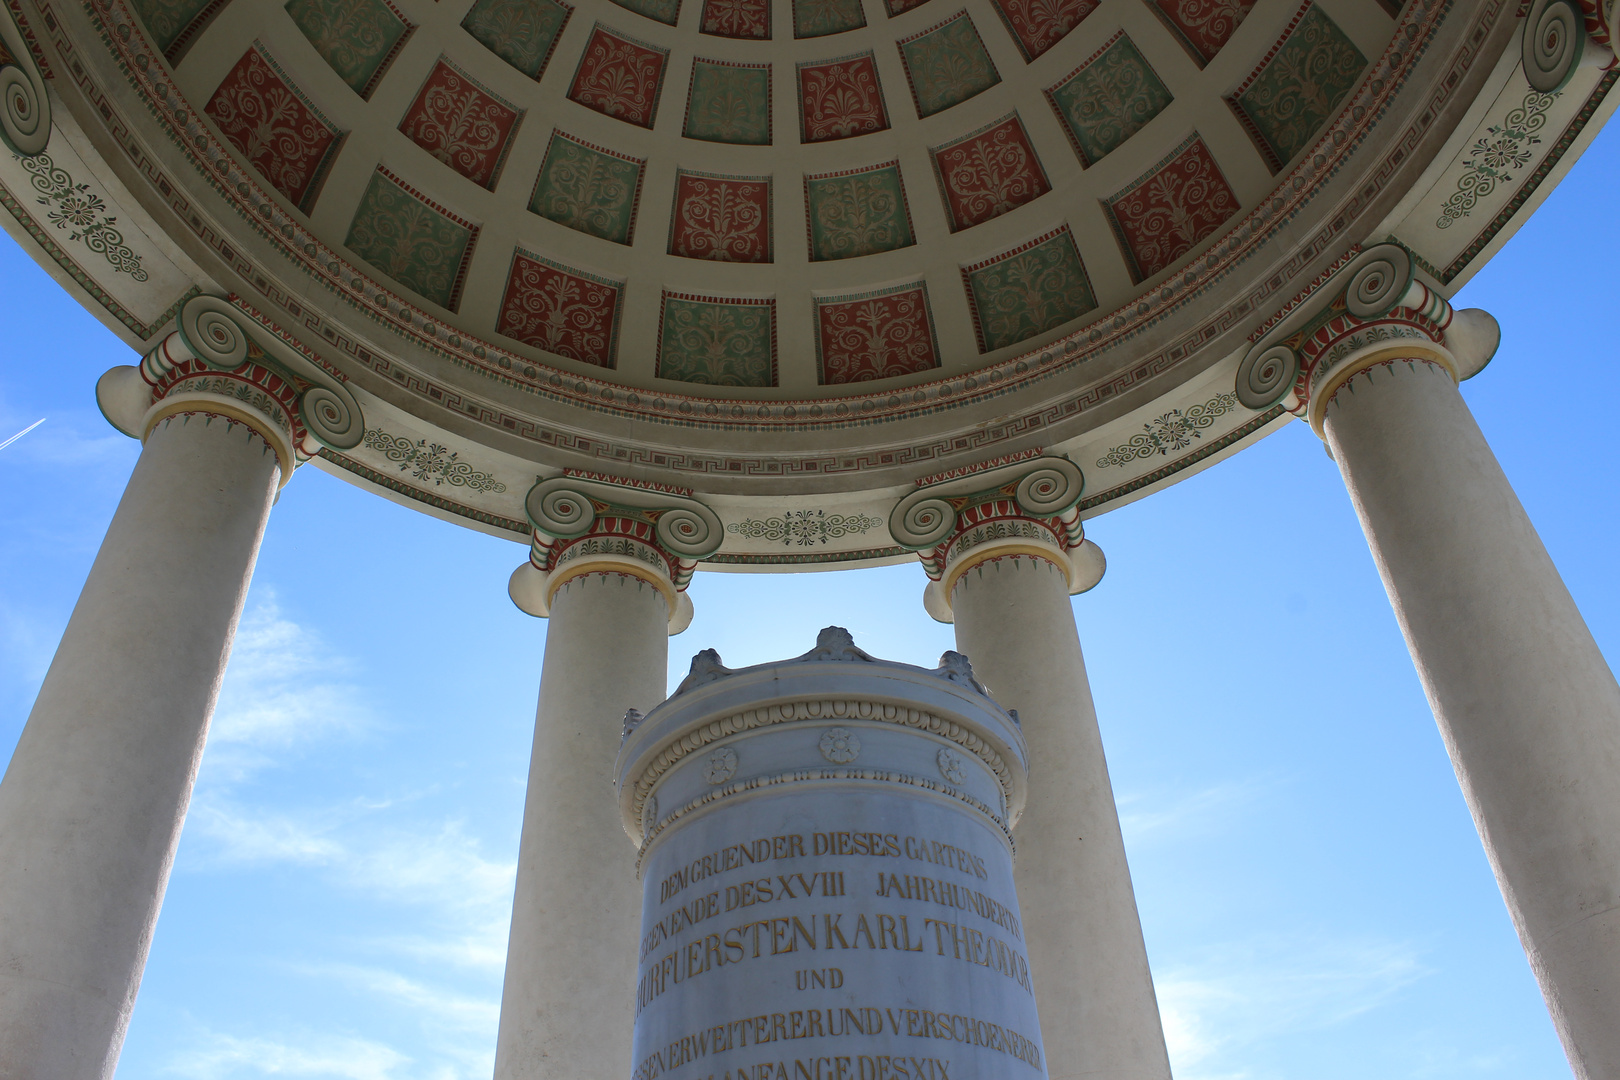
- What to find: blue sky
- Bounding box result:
[3,119,1616,1080]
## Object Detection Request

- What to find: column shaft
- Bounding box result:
[951,555,1172,1080]
[494,572,671,1080]
[0,415,279,1079]
[1324,359,1620,1080]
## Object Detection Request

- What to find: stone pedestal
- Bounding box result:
[0,413,279,1078]
[1323,357,1620,1080]
[617,629,1045,1080]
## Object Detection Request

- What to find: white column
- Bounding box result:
[1322,356,1620,1080]
[952,554,1173,1080]
[0,413,279,1078]
[493,572,670,1080]
[496,477,722,1080]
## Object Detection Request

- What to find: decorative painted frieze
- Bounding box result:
[897,11,1001,118]
[930,113,1050,232]
[1227,3,1367,174]
[669,171,773,262]
[1094,392,1238,468]
[797,54,890,142]
[529,130,645,246]
[205,44,344,213]
[1045,32,1172,167]
[360,428,507,493]
[399,57,524,190]
[804,162,913,260]
[726,509,885,545]
[567,24,670,129]
[701,0,771,38]
[284,0,414,99]
[684,59,772,144]
[1102,135,1239,283]
[461,0,572,80]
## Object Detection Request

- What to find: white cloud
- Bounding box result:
[207,597,372,752]
[293,964,500,1034]
[1155,935,1429,1079]
[186,803,514,916]
[1117,779,1271,845]
[165,1031,412,1080]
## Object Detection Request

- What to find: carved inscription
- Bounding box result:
[660,833,987,904]
[633,1006,1044,1080]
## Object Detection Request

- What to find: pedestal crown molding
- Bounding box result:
[1234,243,1502,439]
[618,627,1029,853]
[508,473,723,632]
[888,456,1105,623]
[95,295,366,484]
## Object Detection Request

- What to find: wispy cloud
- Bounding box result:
[292,964,500,1034]
[1117,779,1272,845]
[1156,935,1429,1079]
[165,1031,413,1080]
[207,597,372,754]
[187,806,514,915]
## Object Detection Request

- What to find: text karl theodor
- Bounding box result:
[637,829,1031,1015]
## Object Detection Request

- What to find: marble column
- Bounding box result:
[497,477,721,1080]
[891,459,1173,1080]
[1238,243,1620,1079]
[0,300,355,1076]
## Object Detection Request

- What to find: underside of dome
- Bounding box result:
[0,0,1611,567]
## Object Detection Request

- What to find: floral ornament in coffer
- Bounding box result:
[703,746,739,784]
[819,727,861,764]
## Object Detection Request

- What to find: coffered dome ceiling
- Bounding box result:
[3,0,1612,565]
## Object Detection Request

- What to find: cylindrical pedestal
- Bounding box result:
[494,572,672,1080]
[1324,358,1620,1080]
[0,414,279,1078]
[618,630,1045,1080]
[951,555,1171,1080]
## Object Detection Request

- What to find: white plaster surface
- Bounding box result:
[1324,359,1620,1080]
[950,556,1173,1080]
[0,414,279,1079]
[494,572,672,1080]
[619,649,1044,1080]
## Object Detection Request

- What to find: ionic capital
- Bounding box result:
[0,4,50,157]
[1234,244,1500,439]
[507,473,723,634]
[96,295,365,485]
[1523,0,1613,93]
[888,455,1105,624]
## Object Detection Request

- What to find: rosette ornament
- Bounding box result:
[0,6,49,157]
[888,456,1105,623]
[508,474,723,633]
[95,295,365,484]
[1234,243,1500,437]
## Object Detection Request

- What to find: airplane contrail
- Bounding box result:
[0,418,46,452]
